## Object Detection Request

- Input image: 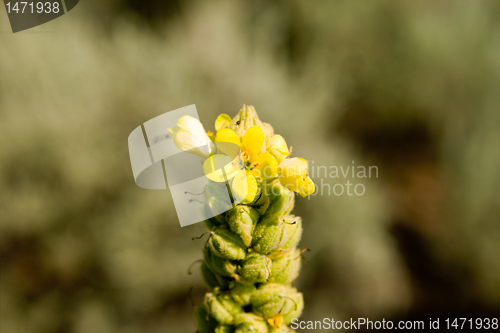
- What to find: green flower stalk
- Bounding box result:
[170,105,315,333]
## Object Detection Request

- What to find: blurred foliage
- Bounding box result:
[0,1,498,332]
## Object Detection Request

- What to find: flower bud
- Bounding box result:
[252,217,287,255]
[229,282,256,306]
[204,182,233,224]
[280,289,304,326]
[237,253,272,284]
[250,283,288,319]
[269,249,301,284]
[281,216,302,251]
[204,248,238,278]
[263,179,295,219]
[205,293,243,325]
[193,304,218,333]
[203,205,227,230]
[201,262,229,291]
[209,229,247,260]
[227,205,260,247]
[229,105,265,139]
[215,325,233,333]
[234,313,269,333]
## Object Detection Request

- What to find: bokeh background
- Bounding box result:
[1,1,499,332]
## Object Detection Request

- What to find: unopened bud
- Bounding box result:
[250,283,288,319]
[280,289,304,326]
[193,304,218,333]
[252,217,287,255]
[229,282,256,306]
[263,179,295,218]
[234,313,269,333]
[203,248,238,278]
[281,216,302,251]
[227,205,260,247]
[237,253,272,284]
[215,325,233,333]
[269,249,301,284]
[209,229,247,260]
[201,262,229,291]
[205,293,243,325]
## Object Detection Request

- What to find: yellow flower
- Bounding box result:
[215,125,278,181]
[278,158,315,197]
[167,115,213,158]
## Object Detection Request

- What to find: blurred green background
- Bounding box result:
[1,1,498,332]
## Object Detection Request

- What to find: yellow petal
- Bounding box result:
[168,116,213,158]
[296,176,315,197]
[203,154,239,182]
[215,114,232,131]
[215,128,241,157]
[231,170,259,204]
[278,157,315,197]
[241,126,265,157]
[215,128,241,146]
[278,157,308,178]
[266,134,290,162]
[168,126,211,158]
[251,152,278,180]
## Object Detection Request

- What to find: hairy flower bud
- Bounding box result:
[215,325,233,333]
[280,289,304,326]
[281,216,302,251]
[269,249,301,284]
[203,248,238,278]
[250,283,288,319]
[194,304,218,333]
[236,253,272,284]
[204,181,233,224]
[263,179,295,218]
[201,262,229,291]
[252,216,287,255]
[205,293,243,325]
[209,229,247,260]
[230,282,256,306]
[234,313,269,333]
[229,105,266,139]
[227,205,260,247]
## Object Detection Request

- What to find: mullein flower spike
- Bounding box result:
[170,105,314,332]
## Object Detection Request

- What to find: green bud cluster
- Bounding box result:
[194,111,307,333]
